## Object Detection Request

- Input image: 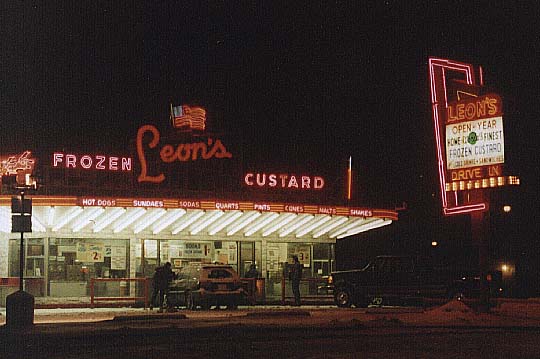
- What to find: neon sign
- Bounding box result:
[447,94,501,122]
[254,203,272,211]
[133,199,164,208]
[0,151,35,176]
[349,209,373,217]
[318,206,337,215]
[137,125,233,183]
[284,205,304,213]
[53,153,132,171]
[244,173,325,190]
[78,197,117,207]
[215,201,240,210]
[428,58,518,216]
[429,58,486,215]
[178,200,201,209]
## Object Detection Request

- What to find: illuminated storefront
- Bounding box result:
[0,195,396,300]
[0,106,398,303]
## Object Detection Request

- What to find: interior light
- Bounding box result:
[296,215,332,238]
[47,206,56,227]
[113,208,146,233]
[152,209,186,234]
[171,210,205,235]
[329,218,366,238]
[312,217,349,238]
[244,212,280,236]
[190,211,224,235]
[208,211,243,235]
[227,211,261,236]
[261,213,297,237]
[52,207,84,232]
[340,219,392,239]
[134,208,166,234]
[279,214,314,237]
[336,219,387,239]
[72,207,105,232]
[93,208,126,232]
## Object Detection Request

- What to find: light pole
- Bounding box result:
[18,191,26,292]
[5,175,37,329]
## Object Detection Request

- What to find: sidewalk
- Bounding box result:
[2,299,540,329]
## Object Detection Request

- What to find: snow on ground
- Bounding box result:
[1,300,540,327]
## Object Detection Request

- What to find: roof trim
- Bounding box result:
[0,195,398,221]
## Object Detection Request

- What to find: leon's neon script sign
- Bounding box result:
[137,124,233,183]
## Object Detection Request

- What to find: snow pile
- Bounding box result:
[431,299,471,314]
[418,299,477,324]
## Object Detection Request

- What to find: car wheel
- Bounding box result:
[186,292,195,310]
[335,289,353,308]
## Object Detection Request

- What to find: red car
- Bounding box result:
[167,264,245,310]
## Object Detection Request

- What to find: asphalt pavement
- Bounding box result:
[3,322,540,359]
[2,302,540,359]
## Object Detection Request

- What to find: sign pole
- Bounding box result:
[6,188,35,329]
[18,191,25,291]
[470,191,491,312]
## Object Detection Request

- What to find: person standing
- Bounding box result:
[151,262,175,312]
[245,264,259,278]
[150,265,162,310]
[289,255,303,306]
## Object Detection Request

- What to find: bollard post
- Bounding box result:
[5,290,34,329]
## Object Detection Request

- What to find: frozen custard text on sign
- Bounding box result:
[445,117,504,170]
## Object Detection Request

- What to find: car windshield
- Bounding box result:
[178,265,200,278]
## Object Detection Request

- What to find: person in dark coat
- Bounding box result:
[245,264,259,278]
[289,255,303,306]
[151,262,175,312]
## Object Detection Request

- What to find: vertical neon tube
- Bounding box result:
[347,156,352,201]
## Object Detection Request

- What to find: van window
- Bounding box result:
[208,269,233,279]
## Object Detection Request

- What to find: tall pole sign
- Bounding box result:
[428,57,520,311]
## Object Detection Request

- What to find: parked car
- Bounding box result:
[329,255,503,307]
[167,264,245,310]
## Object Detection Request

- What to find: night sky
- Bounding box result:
[1,2,539,288]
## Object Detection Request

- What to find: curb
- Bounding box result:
[246,310,311,317]
[112,313,187,321]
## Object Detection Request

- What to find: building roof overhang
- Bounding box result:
[0,195,397,241]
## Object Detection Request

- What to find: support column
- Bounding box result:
[129,238,137,297]
[261,239,267,279]
[0,235,9,277]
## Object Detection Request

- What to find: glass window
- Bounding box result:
[48,238,129,297]
[9,238,45,278]
[208,269,232,279]
[312,244,334,277]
